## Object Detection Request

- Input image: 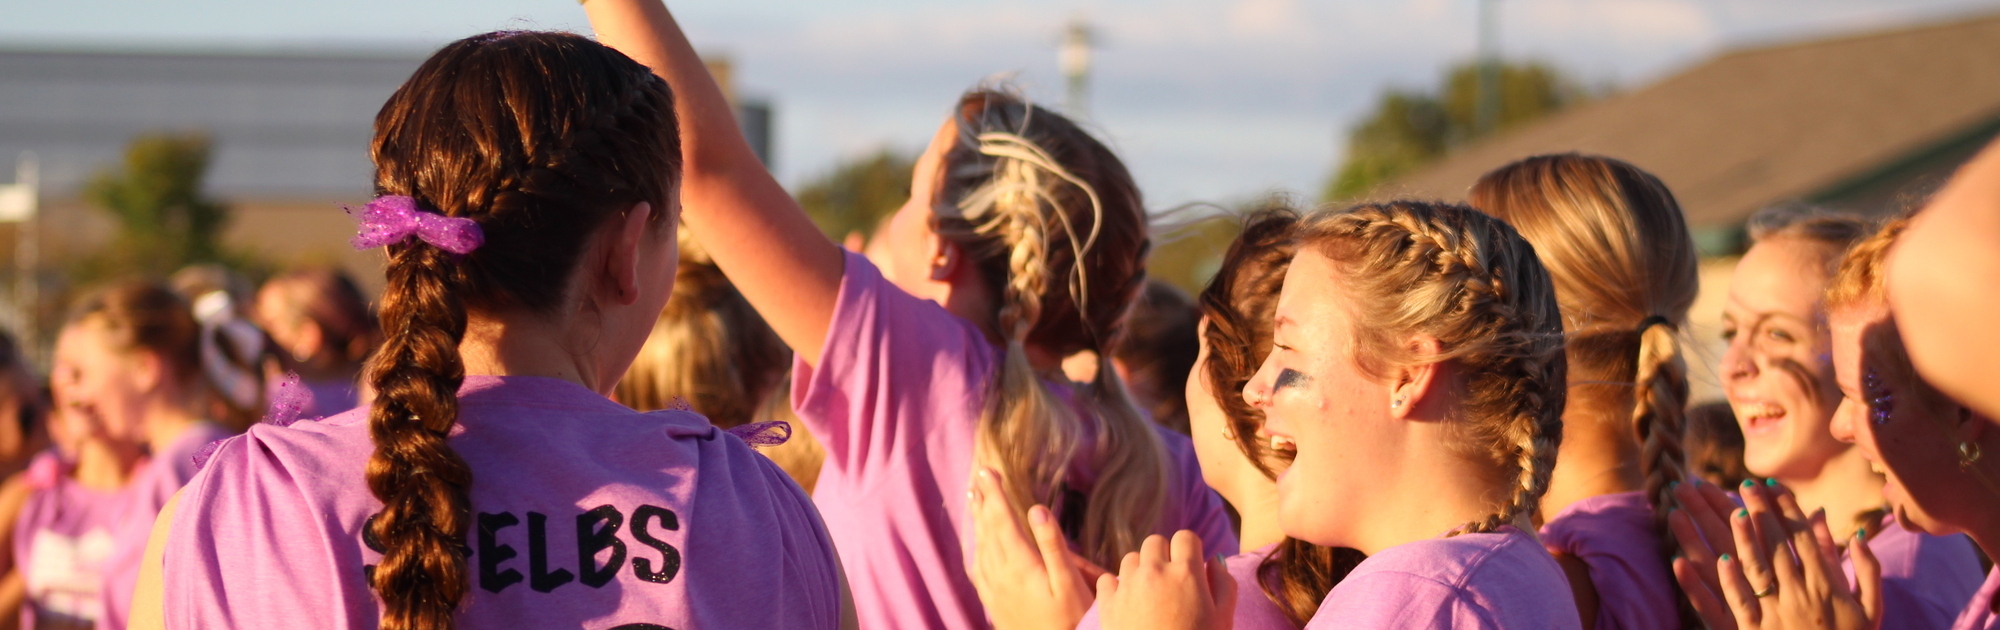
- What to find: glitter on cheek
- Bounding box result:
[1864,367,1895,426]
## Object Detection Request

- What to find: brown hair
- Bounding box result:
[1295,201,1567,535]
[363,31,680,630]
[262,267,379,366]
[1197,205,1365,625]
[933,89,1165,567]
[1115,280,1200,434]
[1471,153,1700,621]
[68,280,204,394]
[613,243,788,428]
[1685,400,1751,488]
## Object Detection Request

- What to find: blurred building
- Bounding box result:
[1365,11,2000,402]
[0,46,774,295]
[1370,11,2000,253]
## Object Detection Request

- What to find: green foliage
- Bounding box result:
[84,133,234,273]
[1324,60,1585,202]
[796,148,914,241]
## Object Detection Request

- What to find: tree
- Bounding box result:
[795,148,914,242]
[1324,60,1586,202]
[85,133,232,271]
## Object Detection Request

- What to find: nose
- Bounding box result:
[1830,397,1859,444]
[1243,373,1272,410]
[1721,336,1759,384]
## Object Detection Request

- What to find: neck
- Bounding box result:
[1539,394,1643,520]
[1349,431,1512,555]
[1230,473,1288,551]
[1780,447,1885,541]
[460,310,601,394]
[296,359,359,386]
[71,439,139,491]
[145,398,207,457]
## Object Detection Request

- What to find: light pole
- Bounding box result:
[1476,0,1502,136]
[1060,17,1096,119]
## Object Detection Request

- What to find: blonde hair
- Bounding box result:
[613,241,788,428]
[1471,154,1699,621]
[1824,215,1906,313]
[935,89,1166,567]
[1296,201,1567,534]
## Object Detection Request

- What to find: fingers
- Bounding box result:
[1765,483,1828,588]
[1716,554,1764,628]
[1170,530,1206,574]
[1728,504,1777,599]
[1207,554,1237,630]
[970,470,1036,573]
[1067,548,1110,586]
[1674,556,1738,630]
[1740,484,1804,589]
[1675,480,1739,559]
[1852,528,1883,625]
[1028,505,1086,597]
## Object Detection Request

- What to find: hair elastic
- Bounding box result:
[347,195,485,254]
[1635,315,1674,334]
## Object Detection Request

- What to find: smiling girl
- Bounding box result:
[1716,208,1980,629]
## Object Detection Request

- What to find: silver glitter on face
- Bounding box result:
[1864,367,1894,426]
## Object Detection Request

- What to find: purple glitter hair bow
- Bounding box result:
[347,195,484,254]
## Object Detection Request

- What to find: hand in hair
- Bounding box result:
[1095,531,1234,630]
[1669,481,1880,630]
[968,469,1101,630]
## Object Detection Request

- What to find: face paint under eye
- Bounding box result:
[1864,367,1894,426]
[1274,368,1311,391]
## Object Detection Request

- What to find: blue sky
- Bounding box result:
[6,0,1997,208]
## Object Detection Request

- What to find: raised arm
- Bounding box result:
[1887,139,2000,420]
[584,0,844,366]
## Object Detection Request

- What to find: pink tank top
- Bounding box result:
[99,422,232,630]
[1307,527,1582,629]
[160,375,843,629]
[1850,514,1984,630]
[1953,568,2000,630]
[793,251,1237,630]
[1539,491,1676,630]
[15,452,137,629]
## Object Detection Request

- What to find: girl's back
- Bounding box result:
[163,375,840,629]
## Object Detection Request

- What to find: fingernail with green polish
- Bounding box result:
[1765,477,1780,487]
[1669,480,1680,491]
[1742,479,1757,488]
[1720,553,1732,562]
[1737,508,1749,518]
[1857,527,1867,541]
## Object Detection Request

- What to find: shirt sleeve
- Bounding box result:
[789,250,995,483]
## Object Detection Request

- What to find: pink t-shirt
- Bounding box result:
[1539,491,1675,630]
[1952,568,2000,630]
[15,452,137,629]
[99,422,233,630]
[1306,527,1582,630]
[1849,514,1983,630]
[1074,543,1298,630]
[792,251,1237,630]
[161,375,843,629]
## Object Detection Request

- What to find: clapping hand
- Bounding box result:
[1668,479,1880,630]
[968,469,1104,630]
[1095,531,1236,630]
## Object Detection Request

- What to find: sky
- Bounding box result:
[5,0,1998,208]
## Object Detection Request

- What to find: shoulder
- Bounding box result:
[1328,531,1573,624]
[1539,491,1662,560]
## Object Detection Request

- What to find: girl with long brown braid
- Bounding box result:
[1092,201,1580,629]
[585,2,1236,629]
[1469,154,1700,629]
[129,31,848,629]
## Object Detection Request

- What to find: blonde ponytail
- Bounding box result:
[942,89,1167,568]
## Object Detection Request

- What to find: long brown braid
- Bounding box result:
[1295,201,1567,536]
[1197,204,1367,626]
[1471,154,1700,623]
[362,32,679,630]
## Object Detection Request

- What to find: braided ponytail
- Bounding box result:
[1471,153,1700,622]
[937,89,1166,568]
[361,31,680,629]
[1294,201,1567,536]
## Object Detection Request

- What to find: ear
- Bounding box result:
[1387,334,1447,420]
[925,231,963,282]
[604,201,653,307]
[294,320,325,360]
[130,350,165,395]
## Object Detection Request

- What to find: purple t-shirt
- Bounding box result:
[792,251,1237,630]
[161,375,843,629]
[15,452,137,629]
[1539,491,1676,630]
[100,422,233,630]
[1074,543,1298,630]
[1952,568,2000,630]
[1849,514,1983,630]
[1306,527,1582,630]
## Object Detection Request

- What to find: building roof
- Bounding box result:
[1366,11,2000,227]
